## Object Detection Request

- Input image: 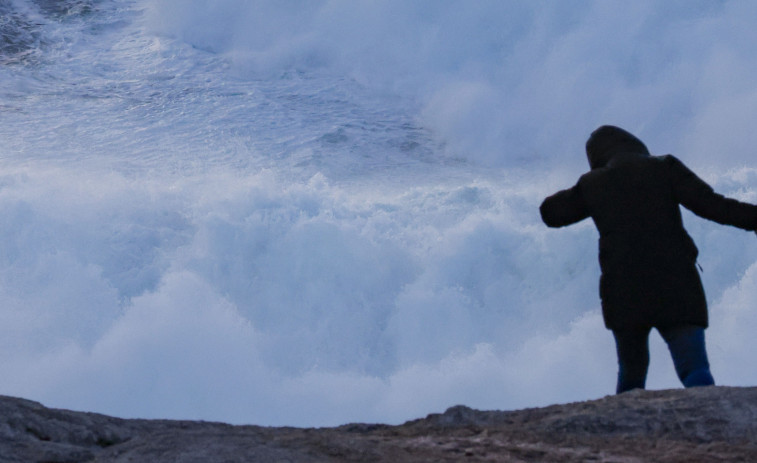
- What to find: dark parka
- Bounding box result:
[540,126,757,331]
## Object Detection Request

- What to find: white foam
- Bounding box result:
[146,0,757,171]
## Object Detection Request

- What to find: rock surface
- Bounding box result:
[2,386,757,462]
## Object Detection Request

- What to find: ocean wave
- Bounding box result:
[2,0,757,427]
[0,0,98,65]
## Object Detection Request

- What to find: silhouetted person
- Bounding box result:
[540,125,757,393]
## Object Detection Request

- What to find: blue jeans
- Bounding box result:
[612,325,715,394]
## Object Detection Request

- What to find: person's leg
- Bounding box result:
[658,325,715,388]
[613,327,652,393]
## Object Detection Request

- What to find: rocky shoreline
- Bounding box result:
[2,386,757,462]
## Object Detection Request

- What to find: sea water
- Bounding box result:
[2,0,757,426]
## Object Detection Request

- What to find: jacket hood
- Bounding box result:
[585,125,650,170]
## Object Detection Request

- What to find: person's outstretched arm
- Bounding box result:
[540,183,590,228]
[668,155,757,230]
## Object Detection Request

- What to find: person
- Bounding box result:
[539,125,757,393]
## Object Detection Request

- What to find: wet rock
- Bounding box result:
[1,386,756,462]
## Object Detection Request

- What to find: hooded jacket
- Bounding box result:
[540,126,757,330]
